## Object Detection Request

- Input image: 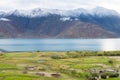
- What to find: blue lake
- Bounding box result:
[0,39,120,51]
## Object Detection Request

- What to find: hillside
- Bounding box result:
[0,7,120,38]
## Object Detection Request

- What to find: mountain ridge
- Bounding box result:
[0,7,120,38]
[0,7,119,17]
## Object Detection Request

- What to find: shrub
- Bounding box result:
[66,52,80,58]
[101,72,119,79]
[91,73,98,77]
[51,55,67,59]
[108,60,114,65]
[0,53,4,56]
[109,73,119,78]
[36,50,40,52]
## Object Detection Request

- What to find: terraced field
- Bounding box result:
[0,51,120,80]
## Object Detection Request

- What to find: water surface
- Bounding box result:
[0,39,120,51]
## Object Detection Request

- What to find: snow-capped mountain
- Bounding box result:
[0,7,119,18]
[0,7,120,38]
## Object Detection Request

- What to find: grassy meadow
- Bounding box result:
[0,51,120,80]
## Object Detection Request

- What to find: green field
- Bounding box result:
[0,51,120,80]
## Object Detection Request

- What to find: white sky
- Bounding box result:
[0,0,120,13]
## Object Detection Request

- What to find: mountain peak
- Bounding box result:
[0,7,119,18]
[90,7,119,16]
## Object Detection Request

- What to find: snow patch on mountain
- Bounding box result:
[60,17,79,21]
[60,17,71,21]
[0,18,10,21]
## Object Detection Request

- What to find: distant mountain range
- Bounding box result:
[0,7,120,38]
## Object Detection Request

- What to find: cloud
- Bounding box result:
[0,0,120,13]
